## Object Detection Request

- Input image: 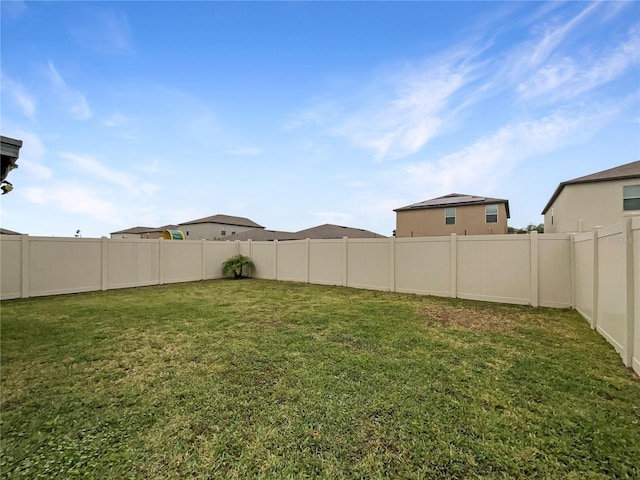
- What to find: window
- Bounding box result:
[445,207,456,225]
[486,204,498,223]
[623,184,640,211]
[221,230,226,236]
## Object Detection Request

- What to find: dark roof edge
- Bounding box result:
[541,165,640,214]
[395,197,510,218]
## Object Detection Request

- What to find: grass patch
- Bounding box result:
[1,279,639,479]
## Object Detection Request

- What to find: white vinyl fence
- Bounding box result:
[572,216,639,374]
[1,220,638,375]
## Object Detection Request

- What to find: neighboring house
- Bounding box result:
[542,160,640,233]
[1,135,23,195]
[394,193,510,237]
[0,228,22,235]
[179,214,264,240]
[110,225,179,239]
[226,223,386,241]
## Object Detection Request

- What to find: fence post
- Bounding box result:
[450,233,457,298]
[305,238,310,284]
[20,234,29,298]
[623,217,635,367]
[343,237,349,287]
[159,238,165,285]
[273,240,279,281]
[389,236,395,292]
[101,237,108,291]
[201,239,206,280]
[570,233,576,309]
[591,228,599,330]
[530,231,539,307]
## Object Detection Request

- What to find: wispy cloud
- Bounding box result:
[23,183,121,225]
[1,73,36,120]
[517,26,640,102]
[67,8,133,54]
[102,111,129,127]
[58,151,158,196]
[226,147,263,156]
[404,105,621,196]
[45,62,92,120]
[291,51,485,162]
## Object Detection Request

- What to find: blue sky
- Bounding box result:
[1,1,639,238]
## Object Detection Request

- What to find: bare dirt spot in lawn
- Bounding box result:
[418,302,518,332]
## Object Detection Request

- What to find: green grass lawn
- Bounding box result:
[1,279,639,479]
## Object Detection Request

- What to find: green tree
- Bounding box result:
[221,254,256,279]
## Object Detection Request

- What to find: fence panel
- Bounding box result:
[204,241,237,279]
[250,241,276,280]
[0,235,23,299]
[29,237,103,297]
[595,223,628,358]
[573,232,594,322]
[395,237,451,296]
[309,239,345,286]
[457,235,531,304]
[162,240,204,284]
[347,239,390,291]
[107,238,160,289]
[538,234,572,308]
[276,240,307,282]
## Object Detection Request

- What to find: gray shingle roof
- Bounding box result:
[291,223,386,239]
[179,214,264,228]
[541,161,640,214]
[225,224,386,241]
[225,229,297,241]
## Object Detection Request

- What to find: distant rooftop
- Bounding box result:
[395,193,510,217]
[226,223,386,241]
[110,225,179,235]
[179,214,264,228]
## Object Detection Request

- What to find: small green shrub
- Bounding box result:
[221,254,256,279]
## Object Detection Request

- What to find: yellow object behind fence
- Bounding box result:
[162,229,185,240]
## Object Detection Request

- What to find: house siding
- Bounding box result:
[396,203,508,237]
[544,179,640,233]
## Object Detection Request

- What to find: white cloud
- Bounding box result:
[68,9,133,54]
[327,61,477,161]
[45,62,92,120]
[1,73,36,120]
[404,106,619,196]
[103,111,129,127]
[518,27,640,102]
[226,147,263,156]
[58,151,158,196]
[521,2,601,71]
[23,183,121,224]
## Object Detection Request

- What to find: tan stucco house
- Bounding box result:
[179,214,264,240]
[394,193,510,237]
[542,161,640,233]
